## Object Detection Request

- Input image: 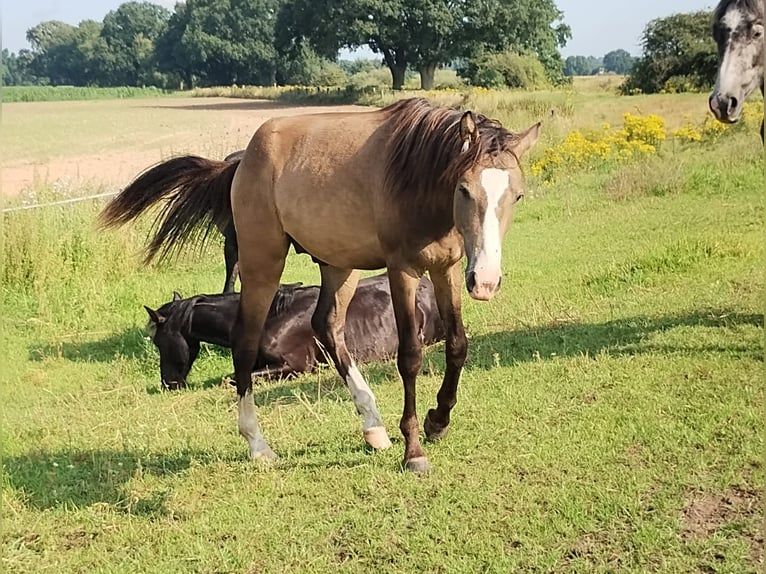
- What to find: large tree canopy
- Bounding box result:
[277,0,570,89]
[157,0,281,87]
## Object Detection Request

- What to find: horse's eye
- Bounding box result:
[754,25,764,39]
[515,193,524,204]
[459,185,470,198]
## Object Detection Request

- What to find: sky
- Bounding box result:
[2,0,715,58]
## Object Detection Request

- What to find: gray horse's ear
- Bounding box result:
[144,306,165,324]
[172,291,183,301]
[460,111,478,152]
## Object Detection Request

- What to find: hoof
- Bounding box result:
[404,456,432,474]
[363,426,392,450]
[250,444,277,462]
[424,411,449,441]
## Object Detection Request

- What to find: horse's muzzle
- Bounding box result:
[161,380,186,391]
[709,92,741,123]
[466,271,502,301]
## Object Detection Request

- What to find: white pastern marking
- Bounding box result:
[477,168,510,275]
[345,363,383,431]
[238,391,271,458]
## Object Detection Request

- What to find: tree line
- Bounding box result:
[2,0,572,91]
[2,2,719,94]
[563,50,636,77]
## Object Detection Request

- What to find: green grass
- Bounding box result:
[2,86,181,103]
[1,96,763,573]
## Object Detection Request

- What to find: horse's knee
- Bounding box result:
[446,332,467,368]
[310,309,334,350]
[397,341,423,380]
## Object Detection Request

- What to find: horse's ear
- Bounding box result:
[512,122,542,158]
[144,306,165,325]
[172,291,183,301]
[460,111,478,152]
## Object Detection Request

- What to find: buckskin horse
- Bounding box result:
[101,97,540,473]
[144,273,444,390]
[709,0,764,141]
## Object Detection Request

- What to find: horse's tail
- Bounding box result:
[98,155,240,264]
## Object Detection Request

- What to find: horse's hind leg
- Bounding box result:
[231,234,289,461]
[222,222,239,293]
[311,266,391,450]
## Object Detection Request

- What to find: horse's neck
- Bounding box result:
[188,300,237,347]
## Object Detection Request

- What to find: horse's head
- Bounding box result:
[709,0,764,124]
[452,112,540,301]
[144,292,197,391]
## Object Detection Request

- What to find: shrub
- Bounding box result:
[531,113,667,182]
[458,51,551,90]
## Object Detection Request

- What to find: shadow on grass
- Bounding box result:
[25,308,763,401]
[27,327,150,364]
[3,448,223,513]
[464,309,763,372]
[202,308,763,406]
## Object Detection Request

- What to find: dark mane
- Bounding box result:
[382,98,521,209]
[154,283,302,335]
[157,297,198,333]
[269,284,300,318]
[714,0,764,24]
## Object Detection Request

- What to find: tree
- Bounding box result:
[26,20,77,84]
[621,11,717,94]
[563,55,601,76]
[276,43,347,86]
[603,49,634,74]
[157,0,281,87]
[100,1,171,86]
[2,49,37,85]
[277,0,570,90]
[471,0,571,85]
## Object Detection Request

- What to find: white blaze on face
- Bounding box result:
[715,9,745,97]
[471,168,509,295]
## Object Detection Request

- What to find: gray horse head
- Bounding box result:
[709,0,764,131]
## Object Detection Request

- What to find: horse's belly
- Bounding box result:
[279,190,386,270]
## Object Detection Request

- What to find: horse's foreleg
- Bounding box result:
[424,263,468,441]
[388,266,429,473]
[311,266,391,450]
[231,240,288,461]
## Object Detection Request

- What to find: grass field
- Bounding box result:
[2,86,181,103]
[1,88,763,573]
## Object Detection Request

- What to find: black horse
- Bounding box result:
[144,273,445,390]
[220,150,242,292]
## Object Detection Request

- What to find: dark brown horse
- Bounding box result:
[101,97,540,472]
[709,0,764,141]
[220,150,243,292]
[144,273,444,390]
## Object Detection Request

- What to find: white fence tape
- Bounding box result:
[2,191,119,213]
